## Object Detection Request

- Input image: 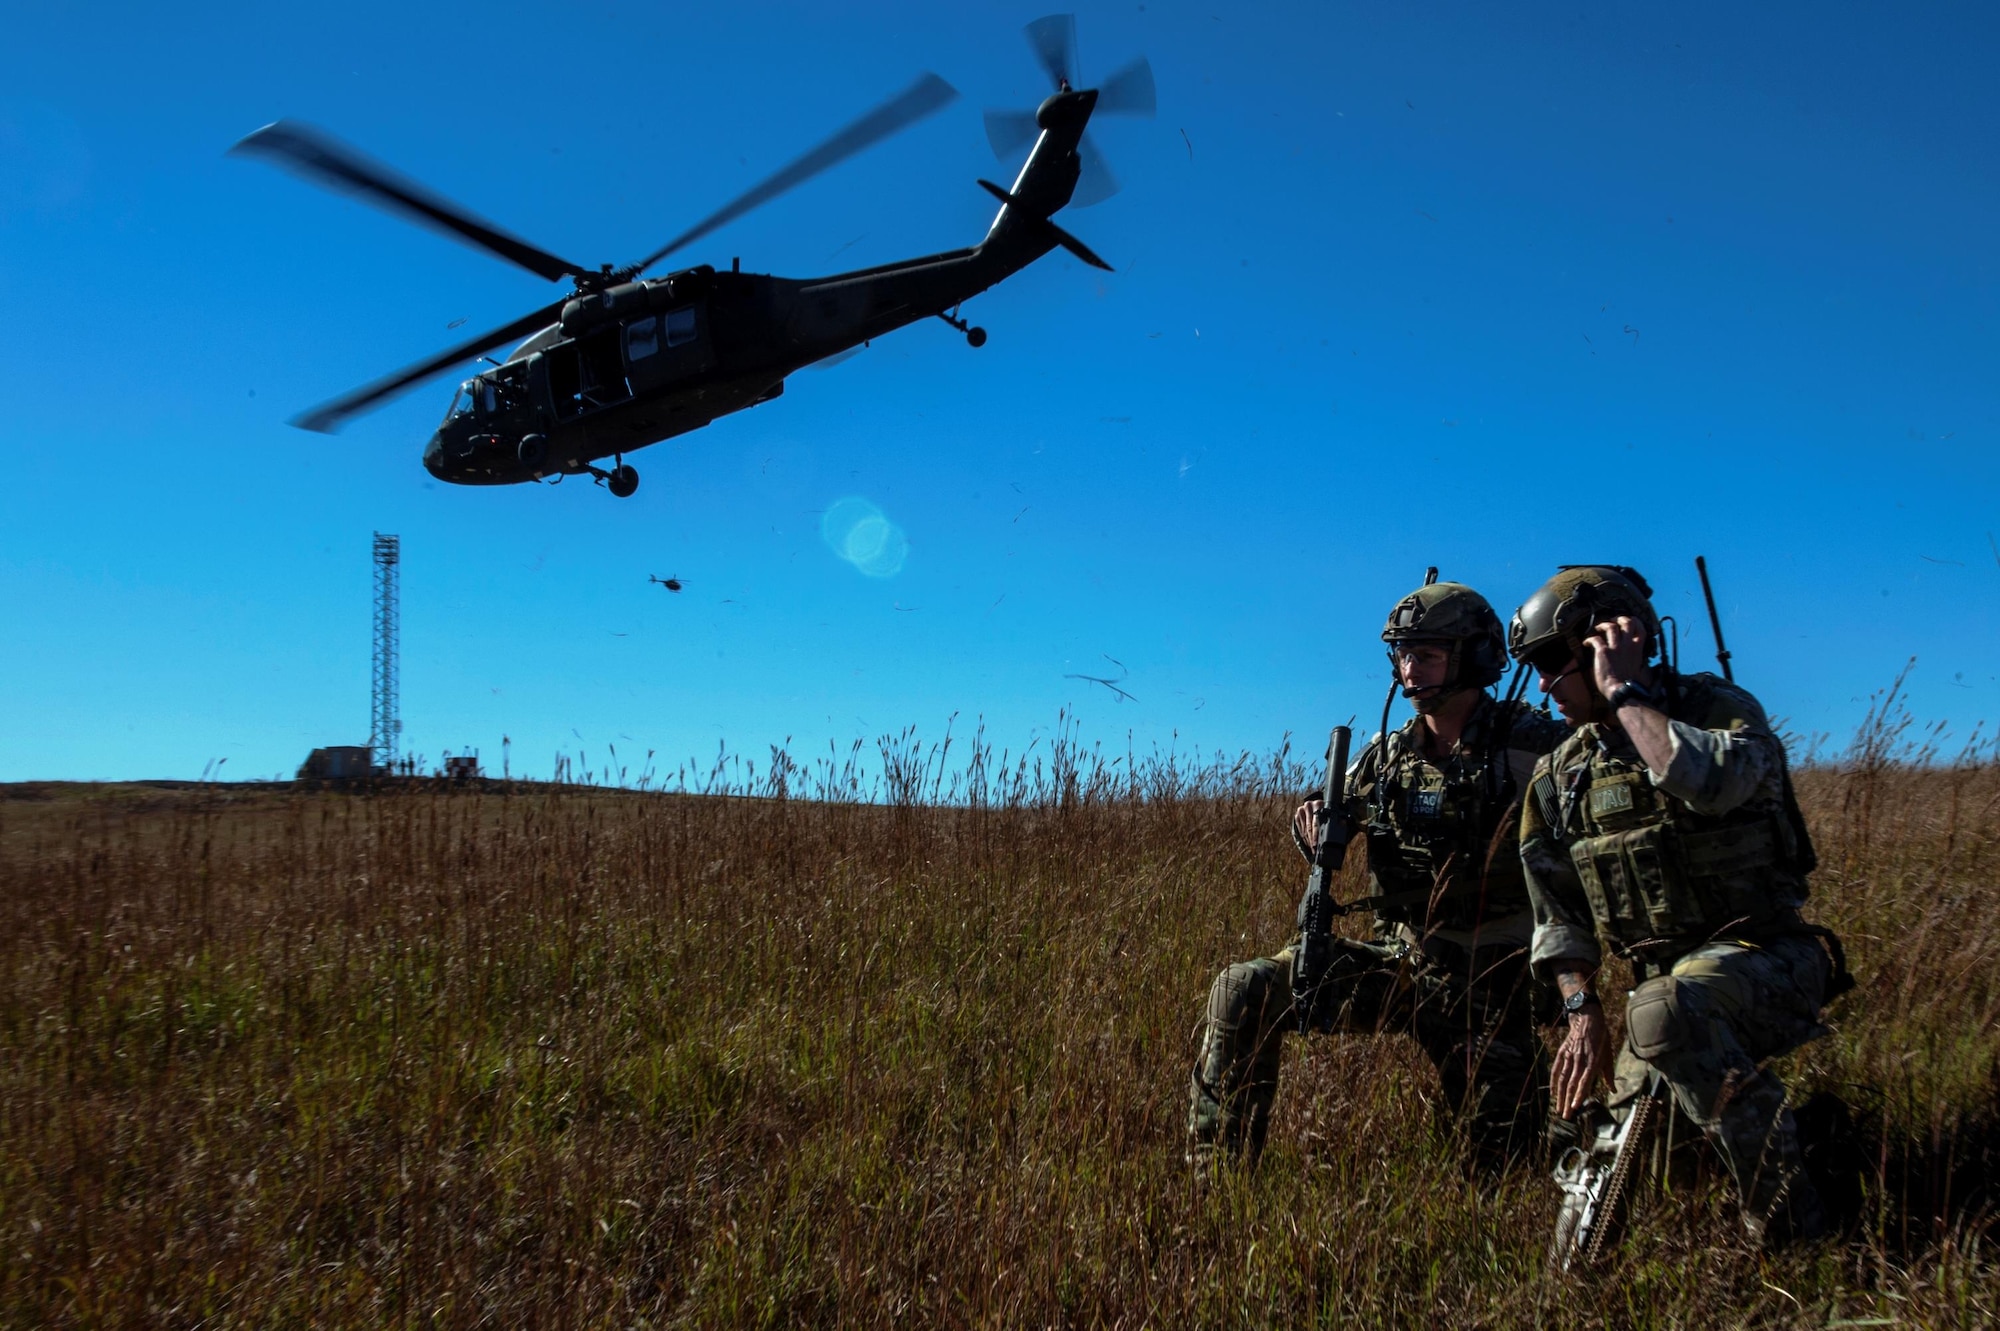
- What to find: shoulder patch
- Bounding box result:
[1529,770,1562,832]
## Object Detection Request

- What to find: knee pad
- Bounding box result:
[1625,977,1707,1062]
[1207,960,1278,1025]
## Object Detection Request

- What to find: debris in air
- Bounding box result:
[1065,654,1136,703]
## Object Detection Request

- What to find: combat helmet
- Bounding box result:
[1381,581,1507,709]
[1508,565,1662,673]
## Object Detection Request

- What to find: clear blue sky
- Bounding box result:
[2,1,1994,782]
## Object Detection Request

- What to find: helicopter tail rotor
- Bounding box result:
[982,109,1040,160]
[1094,55,1157,117]
[983,15,1154,209]
[1024,13,1079,90]
[1073,133,1120,209]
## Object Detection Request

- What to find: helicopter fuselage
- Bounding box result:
[425,248,990,485]
[425,88,1097,489]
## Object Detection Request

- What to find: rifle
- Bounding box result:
[1291,725,1354,1033]
[1548,1071,1670,1271]
[1694,554,1733,682]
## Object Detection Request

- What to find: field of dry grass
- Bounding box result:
[2,709,1997,1327]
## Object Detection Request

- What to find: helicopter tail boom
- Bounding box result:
[779,86,1105,354]
[977,179,1110,270]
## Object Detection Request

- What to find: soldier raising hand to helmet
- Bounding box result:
[1188,580,1565,1172]
[1510,565,1848,1250]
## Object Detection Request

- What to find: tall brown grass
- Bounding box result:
[2,701,1996,1327]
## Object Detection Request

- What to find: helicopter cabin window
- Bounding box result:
[478,379,497,415]
[626,316,660,361]
[444,382,473,423]
[666,306,697,347]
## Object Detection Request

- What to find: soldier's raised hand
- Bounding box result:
[1292,798,1324,850]
[1587,615,1650,698]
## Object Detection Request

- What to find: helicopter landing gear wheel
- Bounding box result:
[938,305,986,347]
[517,434,548,469]
[607,464,639,498]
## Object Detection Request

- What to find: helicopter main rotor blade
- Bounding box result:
[631,73,958,277]
[1095,55,1156,116]
[1024,14,1078,89]
[983,109,1041,160]
[231,120,587,284]
[292,299,567,433]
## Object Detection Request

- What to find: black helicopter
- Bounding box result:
[234,17,1154,498]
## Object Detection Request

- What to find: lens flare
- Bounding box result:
[820,496,909,577]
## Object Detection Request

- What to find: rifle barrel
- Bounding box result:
[1695,555,1734,683]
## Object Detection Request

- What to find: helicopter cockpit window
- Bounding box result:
[666,306,697,347]
[445,383,473,422]
[626,315,660,361]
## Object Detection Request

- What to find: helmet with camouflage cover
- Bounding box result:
[1507,565,1662,674]
[1380,581,1507,709]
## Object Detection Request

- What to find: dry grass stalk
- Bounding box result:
[1,703,1996,1327]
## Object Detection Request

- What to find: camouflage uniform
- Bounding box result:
[1189,692,1565,1168]
[1522,667,1840,1244]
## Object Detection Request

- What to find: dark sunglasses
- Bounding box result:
[1525,643,1578,677]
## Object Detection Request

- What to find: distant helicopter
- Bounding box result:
[233,16,1153,498]
[649,575,684,593]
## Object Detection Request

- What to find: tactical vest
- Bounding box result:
[1537,738,1807,949]
[1358,709,1532,929]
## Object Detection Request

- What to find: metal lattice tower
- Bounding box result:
[369,533,401,772]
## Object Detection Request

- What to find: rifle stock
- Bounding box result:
[1291,725,1353,1032]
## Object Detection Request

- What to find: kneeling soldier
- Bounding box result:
[1512,565,1847,1248]
[1188,581,1565,1169]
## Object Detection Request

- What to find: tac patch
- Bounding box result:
[1408,789,1443,818]
[1589,784,1635,816]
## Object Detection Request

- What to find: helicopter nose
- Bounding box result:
[423,432,447,478]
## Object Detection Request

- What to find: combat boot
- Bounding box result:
[1743,1167,1829,1251]
[1736,1101,1830,1250]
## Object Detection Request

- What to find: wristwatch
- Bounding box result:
[1605,678,1662,711]
[1562,989,1601,1018]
